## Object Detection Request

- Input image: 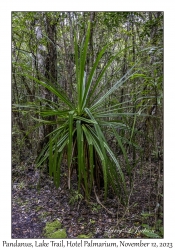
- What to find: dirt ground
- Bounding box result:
[12,159,163,239]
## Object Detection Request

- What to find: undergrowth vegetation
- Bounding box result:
[14,22,144,205]
[12,12,163,238]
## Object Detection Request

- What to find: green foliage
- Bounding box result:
[141,213,163,238]
[12,13,163,241]
[15,21,140,205]
[91,203,101,213]
[69,191,83,205]
[141,228,161,238]
[12,12,163,208]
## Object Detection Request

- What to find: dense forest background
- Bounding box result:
[12,12,163,239]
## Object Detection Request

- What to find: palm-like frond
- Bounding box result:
[15,21,139,205]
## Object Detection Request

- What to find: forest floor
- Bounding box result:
[12,158,163,239]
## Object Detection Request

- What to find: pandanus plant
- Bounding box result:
[19,22,136,204]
